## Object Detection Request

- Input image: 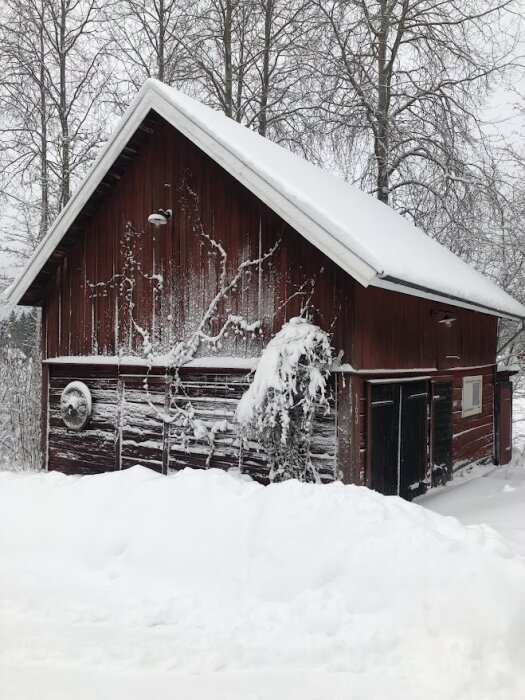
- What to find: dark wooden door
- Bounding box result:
[399,381,428,499]
[495,381,513,465]
[368,381,428,499]
[369,383,400,496]
[430,379,453,485]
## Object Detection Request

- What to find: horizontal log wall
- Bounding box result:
[49,374,119,474]
[451,367,494,465]
[47,364,338,483]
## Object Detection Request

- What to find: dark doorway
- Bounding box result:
[430,379,453,485]
[369,383,400,496]
[368,380,429,500]
[399,382,428,498]
[495,381,513,465]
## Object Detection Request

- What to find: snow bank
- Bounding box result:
[419,460,525,560]
[1,466,525,699]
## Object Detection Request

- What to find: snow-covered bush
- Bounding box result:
[0,346,41,470]
[0,310,41,470]
[236,317,332,482]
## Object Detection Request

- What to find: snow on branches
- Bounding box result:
[87,176,282,468]
[87,222,163,355]
[236,316,333,483]
[156,179,281,458]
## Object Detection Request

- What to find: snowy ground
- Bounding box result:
[1,464,525,700]
[418,459,525,557]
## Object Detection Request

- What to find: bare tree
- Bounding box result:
[312,0,519,238]
[0,0,113,256]
[108,0,195,110]
[42,0,112,208]
[0,0,53,250]
[0,314,41,470]
[173,0,317,149]
[245,0,316,142]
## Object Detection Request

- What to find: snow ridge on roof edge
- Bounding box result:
[5,78,525,321]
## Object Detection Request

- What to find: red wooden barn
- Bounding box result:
[7,79,524,499]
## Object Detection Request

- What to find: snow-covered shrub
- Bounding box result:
[236,317,332,482]
[0,310,41,470]
[0,346,41,470]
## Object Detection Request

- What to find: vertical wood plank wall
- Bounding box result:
[43,117,353,361]
[43,115,497,375]
[353,285,497,370]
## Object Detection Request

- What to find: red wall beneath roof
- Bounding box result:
[352,284,497,371]
[41,115,497,371]
[42,117,353,361]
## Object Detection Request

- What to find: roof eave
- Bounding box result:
[6,79,524,325]
[6,80,379,306]
[373,275,525,322]
[5,84,157,306]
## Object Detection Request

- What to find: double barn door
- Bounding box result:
[368,379,453,500]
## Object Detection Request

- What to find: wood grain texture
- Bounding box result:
[41,115,496,373]
[47,364,338,483]
[43,116,352,361]
[353,285,497,370]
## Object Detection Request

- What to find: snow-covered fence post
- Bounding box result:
[236,316,333,483]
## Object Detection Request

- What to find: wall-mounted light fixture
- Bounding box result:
[147,208,172,227]
[430,309,457,327]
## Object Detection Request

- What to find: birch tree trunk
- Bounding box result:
[314,0,516,223]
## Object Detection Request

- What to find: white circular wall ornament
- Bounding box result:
[60,381,92,430]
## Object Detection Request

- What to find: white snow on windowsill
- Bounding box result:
[497,362,520,373]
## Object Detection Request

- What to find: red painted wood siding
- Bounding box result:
[451,367,494,465]
[47,363,339,482]
[42,115,497,375]
[43,117,353,361]
[353,285,497,370]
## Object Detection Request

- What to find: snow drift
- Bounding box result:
[1,466,525,699]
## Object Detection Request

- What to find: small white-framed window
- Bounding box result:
[462,375,482,418]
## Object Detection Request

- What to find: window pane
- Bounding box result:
[472,381,480,407]
[462,376,482,417]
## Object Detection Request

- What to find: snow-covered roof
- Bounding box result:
[6,79,525,320]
